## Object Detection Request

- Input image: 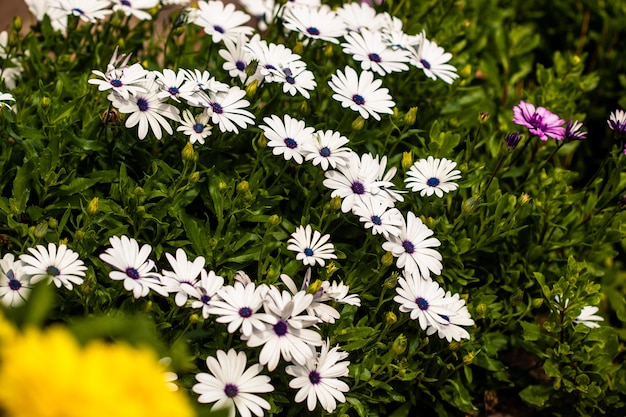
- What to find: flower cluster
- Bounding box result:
[512,100,587,141]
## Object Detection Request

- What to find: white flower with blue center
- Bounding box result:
[160,248,206,307]
[260,114,315,164]
[303,129,352,171]
[20,243,86,290]
[190,270,225,319]
[177,109,212,144]
[111,0,159,21]
[0,254,31,307]
[341,28,411,76]
[393,273,455,331]
[287,224,337,267]
[53,0,113,23]
[574,306,604,328]
[405,156,461,198]
[194,0,254,43]
[409,32,459,84]
[282,4,347,44]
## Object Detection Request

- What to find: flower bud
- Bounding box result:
[218,180,228,191]
[307,279,322,295]
[34,222,48,238]
[462,196,479,213]
[236,181,249,194]
[87,197,99,216]
[81,270,95,295]
[478,111,490,124]
[475,303,487,315]
[532,298,544,308]
[404,106,417,126]
[392,107,399,119]
[509,288,524,306]
[144,300,153,312]
[257,133,268,148]
[504,132,522,149]
[74,229,84,240]
[330,195,342,211]
[463,351,475,365]
[41,96,51,108]
[325,261,338,277]
[391,334,407,355]
[383,272,398,288]
[382,252,395,268]
[181,142,197,162]
[189,313,201,324]
[299,100,308,114]
[401,151,413,171]
[460,64,472,78]
[617,194,626,210]
[48,218,58,229]
[189,171,200,183]
[351,116,365,131]
[385,311,397,325]
[324,44,334,57]
[8,30,19,48]
[12,16,22,32]
[519,193,531,205]
[102,108,122,125]
[267,214,281,228]
[293,41,304,55]
[448,341,461,351]
[245,79,258,98]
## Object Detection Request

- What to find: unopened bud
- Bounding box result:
[478,111,490,124]
[144,300,153,312]
[330,195,342,211]
[383,272,398,288]
[476,303,487,315]
[245,79,258,98]
[293,41,304,55]
[299,100,308,114]
[463,352,475,365]
[385,311,397,325]
[41,96,51,108]
[87,197,99,215]
[460,64,472,78]
[401,151,413,171]
[307,279,322,295]
[324,44,333,57]
[382,252,395,268]
[267,214,281,228]
[74,229,84,240]
[257,133,268,148]
[462,196,479,213]
[48,218,58,229]
[505,132,522,149]
[392,107,399,119]
[351,116,365,131]
[391,334,407,355]
[509,288,524,306]
[448,341,461,351]
[190,313,200,324]
[134,186,144,198]
[236,181,249,194]
[325,261,338,277]
[532,298,544,308]
[189,171,200,183]
[519,193,531,205]
[404,106,417,125]
[218,180,228,191]
[12,16,22,32]
[34,222,48,238]
[182,142,197,162]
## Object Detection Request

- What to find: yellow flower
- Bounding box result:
[0,326,195,417]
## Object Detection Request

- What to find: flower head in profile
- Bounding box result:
[111,0,160,21]
[563,120,587,141]
[193,349,273,417]
[607,109,626,135]
[574,306,604,328]
[287,225,337,267]
[99,235,167,298]
[0,92,15,111]
[405,156,461,198]
[381,211,442,280]
[513,100,565,141]
[285,341,350,413]
[0,254,30,307]
[328,66,395,121]
[20,243,86,290]
[260,114,315,164]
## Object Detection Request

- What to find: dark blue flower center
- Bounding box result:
[304,248,314,256]
[284,137,297,149]
[351,181,365,195]
[193,123,205,133]
[137,97,149,112]
[168,86,179,96]
[7,270,21,290]
[402,240,415,254]
[286,75,296,84]
[265,64,277,71]
[308,370,321,385]
[71,8,84,15]
[214,25,225,33]
[201,294,211,304]
[439,314,450,322]
[238,307,252,318]
[273,320,288,336]
[46,266,60,276]
[420,59,431,70]
[371,215,382,225]
[236,61,246,71]
[210,102,223,114]
[352,94,365,105]
[319,147,331,157]
[426,177,440,187]
[368,53,382,63]
[416,297,429,310]
[125,267,140,280]
[110,79,123,87]
[306,27,320,36]
[224,383,239,398]
[121,0,131,6]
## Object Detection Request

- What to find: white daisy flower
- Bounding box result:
[268,63,317,99]
[160,248,205,307]
[218,34,252,84]
[177,109,212,145]
[154,68,198,103]
[194,0,254,43]
[208,281,276,337]
[342,29,411,76]
[260,114,315,164]
[280,271,340,324]
[99,235,167,298]
[183,68,229,94]
[238,0,278,31]
[287,224,337,267]
[336,1,388,32]
[322,151,394,213]
[111,0,159,21]
[245,35,302,84]
[608,109,626,134]
[381,211,442,280]
[53,0,113,23]
[193,349,274,417]
[109,78,180,140]
[0,254,31,307]
[0,92,15,111]
[405,156,461,198]
[328,66,395,121]
[246,287,322,371]
[282,4,347,44]
[286,341,350,413]
[319,280,361,307]
[380,15,420,51]
[303,130,352,171]
[574,306,604,328]
[199,86,255,133]
[393,274,455,331]
[190,270,225,319]
[89,63,148,101]
[410,33,459,84]
[366,153,405,207]
[20,243,86,290]
[425,291,474,342]
[161,0,190,5]
[352,195,403,238]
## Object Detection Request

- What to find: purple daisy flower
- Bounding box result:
[512,100,565,141]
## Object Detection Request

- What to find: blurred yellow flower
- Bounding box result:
[0,324,195,417]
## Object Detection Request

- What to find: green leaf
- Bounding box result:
[519,384,552,408]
